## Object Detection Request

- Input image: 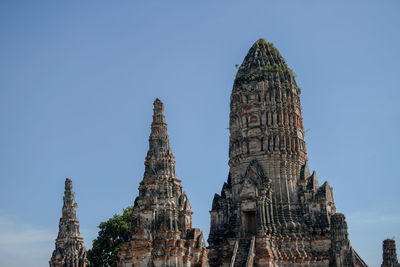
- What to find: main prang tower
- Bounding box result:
[208,39,367,267]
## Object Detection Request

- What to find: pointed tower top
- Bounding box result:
[234,38,296,88]
[252,38,275,48]
[154,98,163,108]
[244,38,285,66]
[152,98,166,125]
[62,177,77,221]
[144,99,176,179]
[65,177,72,190]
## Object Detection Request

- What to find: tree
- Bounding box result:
[87,206,133,267]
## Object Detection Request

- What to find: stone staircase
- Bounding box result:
[230,237,255,267]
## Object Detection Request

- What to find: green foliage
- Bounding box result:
[261,64,281,74]
[260,64,296,78]
[87,206,133,267]
[235,64,239,69]
[287,68,296,78]
[260,40,279,54]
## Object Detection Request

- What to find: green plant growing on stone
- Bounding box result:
[260,64,284,75]
[287,68,296,78]
[264,41,279,54]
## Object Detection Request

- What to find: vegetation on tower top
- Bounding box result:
[233,38,297,89]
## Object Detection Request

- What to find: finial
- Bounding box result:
[64,178,73,193]
[152,98,165,124]
[65,177,72,187]
[153,98,163,108]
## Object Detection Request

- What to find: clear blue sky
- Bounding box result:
[0,1,399,266]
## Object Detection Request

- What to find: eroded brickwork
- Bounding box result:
[117,99,209,267]
[382,239,400,267]
[50,178,87,267]
[207,39,367,267]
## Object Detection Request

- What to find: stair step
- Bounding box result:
[233,239,252,267]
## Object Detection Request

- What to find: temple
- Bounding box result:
[207,39,367,266]
[117,99,209,267]
[49,39,397,267]
[50,178,87,267]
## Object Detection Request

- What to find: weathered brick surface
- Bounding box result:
[382,239,400,267]
[207,39,367,267]
[49,178,87,267]
[117,99,209,267]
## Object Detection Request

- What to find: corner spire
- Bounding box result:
[144,99,176,179]
[50,178,87,267]
[62,178,77,222]
[382,238,400,267]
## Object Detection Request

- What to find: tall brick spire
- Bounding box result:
[118,99,208,267]
[208,39,366,267]
[50,178,87,267]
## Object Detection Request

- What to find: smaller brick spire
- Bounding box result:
[50,178,87,267]
[143,98,176,179]
[60,178,78,235]
[118,99,209,267]
[382,239,400,267]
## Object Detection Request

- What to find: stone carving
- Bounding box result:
[117,99,209,267]
[208,39,368,267]
[50,178,87,267]
[382,239,400,267]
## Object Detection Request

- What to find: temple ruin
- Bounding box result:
[49,39,399,267]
